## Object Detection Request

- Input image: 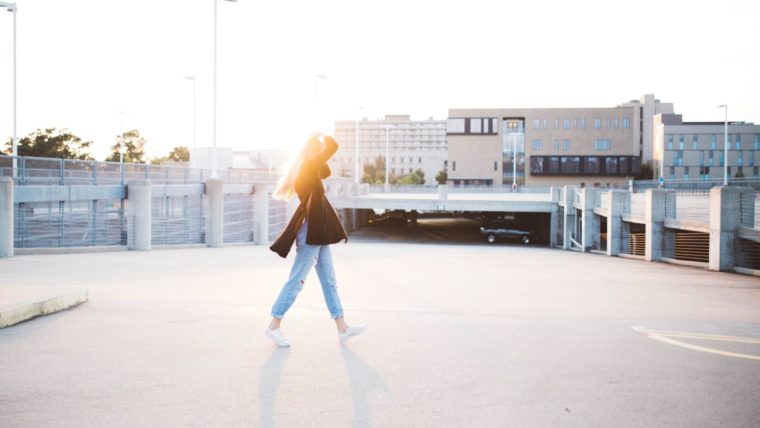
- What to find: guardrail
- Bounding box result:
[0,155,275,186]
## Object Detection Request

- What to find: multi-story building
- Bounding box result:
[446,94,672,187]
[332,115,447,185]
[653,114,760,180]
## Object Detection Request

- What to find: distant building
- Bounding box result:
[653,114,760,180]
[190,147,288,173]
[333,115,447,185]
[446,94,673,187]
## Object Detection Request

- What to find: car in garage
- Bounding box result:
[480,225,537,244]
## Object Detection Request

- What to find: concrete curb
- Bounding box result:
[0,289,88,329]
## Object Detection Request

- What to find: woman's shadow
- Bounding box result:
[341,346,388,428]
[258,347,290,428]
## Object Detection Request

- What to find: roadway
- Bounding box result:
[1,231,759,427]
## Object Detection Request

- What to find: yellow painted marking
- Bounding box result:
[632,326,760,361]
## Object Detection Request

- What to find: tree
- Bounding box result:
[150,145,190,165]
[637,161,654,180]
[4,128,93,160]
[396,168,425,185]
[167,145,190,162]
[106,130,146,163]
[362,156,387,185]
[435,170,447,185]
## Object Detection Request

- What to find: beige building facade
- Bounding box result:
[447,94,673,187]
[653,114,760,181]
[332,115,447,185]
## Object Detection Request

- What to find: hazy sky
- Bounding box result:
[0,0,758,160]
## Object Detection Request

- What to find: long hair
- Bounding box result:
[272,136,325,200]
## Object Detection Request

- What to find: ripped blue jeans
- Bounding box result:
[271,221,344,319]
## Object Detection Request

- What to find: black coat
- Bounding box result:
[269,137,348,258]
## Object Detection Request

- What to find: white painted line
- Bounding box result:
[632,326,760,361]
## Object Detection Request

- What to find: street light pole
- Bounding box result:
[213,0,237,178]
[0,2,18,175]
[717,104,728,185]
[184,76,197,149]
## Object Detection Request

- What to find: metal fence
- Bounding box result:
[150,194,206,246]
[633,177,760,193]
[14,199,125,248]
[0,155,275,186]
[224,193,255,243]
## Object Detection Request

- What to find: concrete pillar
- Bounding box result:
[253,183,270,245]
[606,190,626,256]
[127,180,152,251]
[645,189,671,261]
[581,187,597,252]
[0,178,13,258]
[437,185,447,210]
[562,185,576,250]
[709,186,742,271]
[205,178,224,248]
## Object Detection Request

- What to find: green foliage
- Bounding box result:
[396,168,425,185]
[362,156,387,185]
[150,145,190,165]
[435,170,447,185]
[5,128,93,159]
[106,130,146,163]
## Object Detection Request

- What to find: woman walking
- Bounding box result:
[266,134,366,347]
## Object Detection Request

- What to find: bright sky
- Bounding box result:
[0,0,758,161]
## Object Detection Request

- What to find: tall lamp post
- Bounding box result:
[384,124,394,188]
[212,0,237,178]
[117,111,127,183]
[184,76,197,149]
[717,104,728,185]
[0,2,17,174]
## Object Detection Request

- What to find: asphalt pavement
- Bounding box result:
[1,220,759,427]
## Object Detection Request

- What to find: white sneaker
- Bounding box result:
[265,328,290,347]
[339,324,367,343]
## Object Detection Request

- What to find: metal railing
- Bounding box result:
[0,154,276,186]
[633,177,760,193]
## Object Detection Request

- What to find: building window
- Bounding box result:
[684,166,689,181]
[738,152,744,166]
[543,119,548,129]
[667,134,673,150]
[720,152,724,166]
[750,155,755,167]
[754,166,759,177]
[549,156,560,173]
[606,119,611,129]
[452,161,456,171]
[418,157,422,163]
[622,118,630,129]
[530,157,544,174]
[532,139,543,151]
[594,118,601,129]
[669,166,675,179]
[594,139,611,151]
[572,119,578,129]
[447,118,465,134]
[563,139,571,152]
[494,161,498,171]
[736,134,741,150]
[678,134,684,150]
[554,119,560,129]
[692,135,698,150]
[754,134,760,150]
[711,134,717,150]
[533,119,540,129]
[553,140,560,151]
[605,157,618,174]
[614,118,619,129]
[585,157,600,174]
[699,152,704,166]
[618,157,629,174]
[470,118,482,134]
[580,118,587,129]
[700,166,710,179]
